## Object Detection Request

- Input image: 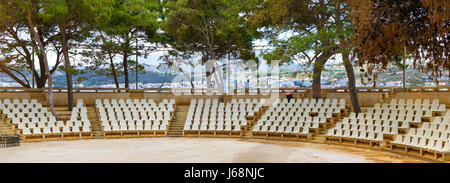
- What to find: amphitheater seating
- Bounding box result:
[326,99,447,147]
[96,98,174,136]
[391,111,450,158]
[183,98,261,136]
[252,98,345,138]
[65,99,92,138]
[0,99,92,140]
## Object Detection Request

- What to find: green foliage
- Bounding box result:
[163,0,258,62]
[251,0,355,67]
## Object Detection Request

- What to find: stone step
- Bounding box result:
[167,105,189,137]
[167,134,183,137]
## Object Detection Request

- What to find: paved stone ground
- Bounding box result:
[0,138,434,163]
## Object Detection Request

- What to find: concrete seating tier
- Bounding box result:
[252,98,345,139]
[183,98,261,136]
[0,99,92,140]
[96,98,175,137]
[326,99,449,159]
[391,111,450,159]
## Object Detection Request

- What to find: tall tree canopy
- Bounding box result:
[348,0,449,77]
[249,0,361,112]
[98,0,162,89]
[249,0,344,98]
[41,0,112,110]
[163,0,257,88]
[0,0,64,88]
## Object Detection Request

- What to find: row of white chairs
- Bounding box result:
[253,98,345,137]
[326,129,384,142]
[257,117,327,126]
[333,124,399,135]
[327,118,404,142]
[410,122,450,132]
[3,109,50,116]
[183,124,242,132]
[190,111,254,117]
[190,109,258,115]
[391,110,450,153]
[186,120,247,126]
[185,99,253,134]
[392,136,450,153]
[7,113,57,124]
[99,114,171,121]
[266,107,341,114]
[96,98,175,104]
[255,121,320,129]
[405,128,450,141]
[196,102,261,107]
[97,99,175,135]
[387,98,440,106]
[17,120,91,129]
[341,118,412,128]
[98,105,174,111]
[272,98,345,104]
[367,108,439,117]
[22,126,91,136]
[0,99,38,104]
[189,112,248,118]
[191,102,261,109]
[192,98,264,104]
[372,104,445,112]
[252,126,310,135]
[99,110,172,117]
[101,120,169,126]
[270,102,345,109]
[103,124,167,132]
[70,101,90,119]
[260,115,328,122]
[433,116,450,124]
[0,99,67,138]
[0,103,44,110]
[349,113,424,122]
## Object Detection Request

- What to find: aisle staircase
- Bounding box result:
[87,107,103,138]
[242,106,268,138]
[54,107,71,121]
[0,115,16,136]
[167,105,189,137]
[30,92,47,104]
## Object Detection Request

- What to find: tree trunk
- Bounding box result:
[135,38,139,89]
[343,53,361,113]
[191,67,195,88]
[108,52,120,88]
[36,76,46,88]
[372,74,378,88]
[312,62,323,99]
[311,54,331,99]
[59,22,74,111]
[123,39,130,89]
[27,10,58,119]
[403,45,407,88]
